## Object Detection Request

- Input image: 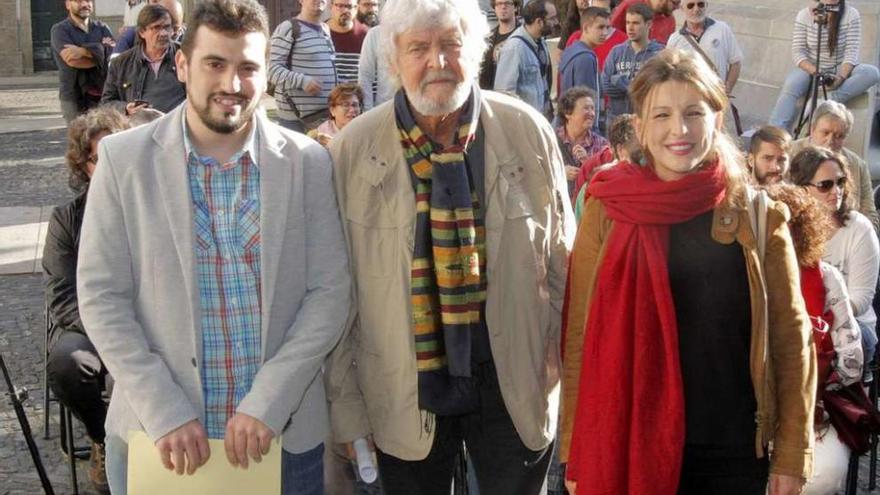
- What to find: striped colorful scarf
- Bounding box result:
[394,87,486,415]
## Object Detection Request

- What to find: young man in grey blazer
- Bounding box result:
[76,0,351,492]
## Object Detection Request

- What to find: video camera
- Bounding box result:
[812,2,840,25]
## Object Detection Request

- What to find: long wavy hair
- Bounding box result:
[764,183,834,267]
[628,49,747,208]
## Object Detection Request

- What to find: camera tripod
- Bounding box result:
[793,2,838,137]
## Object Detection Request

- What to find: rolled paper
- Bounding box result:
[353,437,378,483]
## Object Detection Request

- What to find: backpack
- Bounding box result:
[266,19,301,97]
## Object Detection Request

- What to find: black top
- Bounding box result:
[43,189,88,350]
[668,211,756,458]
[50,18,113,103]
[101,45,187,113]
[479,24,519,90]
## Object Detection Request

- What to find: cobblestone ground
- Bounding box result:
[0,86,877,495]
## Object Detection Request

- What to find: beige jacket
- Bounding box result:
[791,137,879,231]
[326,91,576,461]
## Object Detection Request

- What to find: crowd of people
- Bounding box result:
[41,0,880,493]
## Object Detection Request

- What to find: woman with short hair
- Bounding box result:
[308,82,364,147]
[555,86,608,197]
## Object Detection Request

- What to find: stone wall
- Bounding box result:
[0,0,34,76]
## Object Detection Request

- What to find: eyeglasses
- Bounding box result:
[335,102,361,110]
[685,1,705,9]
[806,177,846,193]
[333,3,356,9]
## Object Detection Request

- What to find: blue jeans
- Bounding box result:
[769,64,880,131]
[106,434,324,494]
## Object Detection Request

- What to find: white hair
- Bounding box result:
[813,100,854,135]
[379,0,490,88]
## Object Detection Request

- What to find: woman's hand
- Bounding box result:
[565,165,580,181]
[768,473,805,495]
[564,479,577,494]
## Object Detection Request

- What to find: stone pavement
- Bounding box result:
[0,77,879,495]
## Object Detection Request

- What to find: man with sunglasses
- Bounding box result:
[790,100,879,231]
[101,4,187,115]
[329,0,369,84]
[609,0,679,45]
[667,0,742,95]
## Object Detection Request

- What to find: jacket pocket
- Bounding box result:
[345,195,403,279]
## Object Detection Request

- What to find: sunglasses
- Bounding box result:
[685,1,705,9]
[807,177,846,193]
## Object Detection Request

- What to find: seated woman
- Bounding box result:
[43,106,129,495]
[555,86,608,198]
[790,146,880,366]
[308,82,364,147]
[769,0,880,131]
[561,49,814,495]
[765,183,863,495]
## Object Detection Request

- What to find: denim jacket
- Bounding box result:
[493,25,550,116]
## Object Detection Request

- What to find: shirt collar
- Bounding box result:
[141,46,170,63]
[182,106,259,169]
[678,16,716,36]
[69,15,90,32]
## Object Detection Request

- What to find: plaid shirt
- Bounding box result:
[184,114,262,438]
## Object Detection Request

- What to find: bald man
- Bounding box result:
[110,0,184,58]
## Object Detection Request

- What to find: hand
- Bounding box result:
[342,436,375,460]
[768,473,805,495]
[565,165,580,181]
[224,413,274,469]
[303,79,322,96]
[125,101,149,115]
[62,45,87,59]
[102,36,116,47]
[565,479,577,494]
[828,75,845,91]
[155,420,210,475]
[314,132,332,147]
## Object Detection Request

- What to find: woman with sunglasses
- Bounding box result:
[561,49,814,495]
[768,0,880,131]
[791,146,880,366]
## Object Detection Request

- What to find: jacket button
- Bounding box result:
[191,358,197,367]
[722,216,733,225]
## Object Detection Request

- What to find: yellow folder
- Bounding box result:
[127,430,281,494]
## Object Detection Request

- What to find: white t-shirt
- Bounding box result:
[823,211,880,329]
[667,18,743,83]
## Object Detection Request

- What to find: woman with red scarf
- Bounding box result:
[559,49,816,495]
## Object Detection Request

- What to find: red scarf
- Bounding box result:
[800,265,834,392]
[566,161,726,494]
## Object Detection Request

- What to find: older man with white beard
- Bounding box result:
[325,0,575,492]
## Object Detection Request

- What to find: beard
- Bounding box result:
[406,71,471,117]
[356,11,379,26]
[192,91,257,134]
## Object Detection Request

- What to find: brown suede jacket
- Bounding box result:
[560,193,817,479]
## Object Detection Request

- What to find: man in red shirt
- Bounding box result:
[610,0,680,44]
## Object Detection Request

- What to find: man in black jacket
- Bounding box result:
[101,4,186,115]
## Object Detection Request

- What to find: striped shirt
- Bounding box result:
[330,22,368,83]
[792,5,861,73]
[184,114,262,438]
[268,19,338,120]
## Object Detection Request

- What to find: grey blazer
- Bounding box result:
[77,104,352,453]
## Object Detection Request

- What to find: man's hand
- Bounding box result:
[126,101,150,115]
[155,420,210,475]
[342,436,375,460]
[565,165,580,181]
[102,36,116,48]
[224,413,274,469]
[768,473,805,495]
[303,79,322,96]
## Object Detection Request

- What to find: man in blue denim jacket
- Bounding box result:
[493,0,558,119]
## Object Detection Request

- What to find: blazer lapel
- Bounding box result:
[151,106,202,360]
[256,113,291,357]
